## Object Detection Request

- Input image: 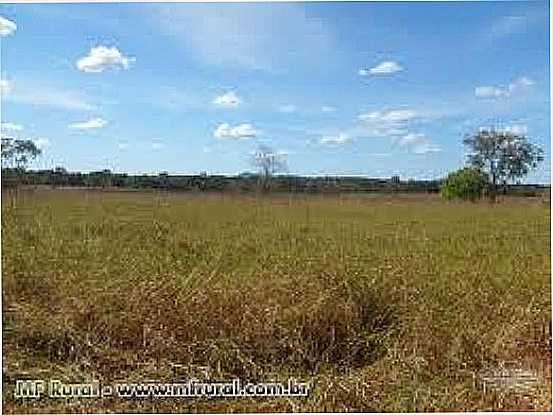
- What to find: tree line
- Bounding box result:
[1,129,547,199]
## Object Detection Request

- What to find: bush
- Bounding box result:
[440,168,488,201]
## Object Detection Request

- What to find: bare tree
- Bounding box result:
[251,145,288,192]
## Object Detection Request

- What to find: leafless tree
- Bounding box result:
[251,145,288,192]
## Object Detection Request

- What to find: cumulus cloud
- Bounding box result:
[359,61,403,76]
[68,117,107,130]
[475,76,534,99]
[76,46,135,73]
[0,16,16,37]
[1,122,23,132]
[213,91,241,108]
[320,133,351,146]
[214,123,258,139]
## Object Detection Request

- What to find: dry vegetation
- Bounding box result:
[2,189,551,412]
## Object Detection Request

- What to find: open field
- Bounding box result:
[2,189,551,412]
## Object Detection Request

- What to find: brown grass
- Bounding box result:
[2,189,550,412]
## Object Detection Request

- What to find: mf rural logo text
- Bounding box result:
[14,378,309,399]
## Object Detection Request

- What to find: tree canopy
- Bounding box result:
[1,137,42,169]
[463,128,543,197]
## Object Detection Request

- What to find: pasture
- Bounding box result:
[1,189,551,412]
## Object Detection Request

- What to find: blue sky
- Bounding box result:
[0,1,550,182]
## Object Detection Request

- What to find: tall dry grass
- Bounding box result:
[2,190,550,412]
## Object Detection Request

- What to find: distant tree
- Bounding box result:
[463,128,543,200]
[100,169,113,188]
[440,167,488,201]
[52,166,69,188]
[251,145,288,191]
[158,171,169,189]
[1,137,41,169]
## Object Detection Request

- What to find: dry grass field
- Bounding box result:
[1,189,551,412]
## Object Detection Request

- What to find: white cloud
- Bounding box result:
[503,124,528,136]
[0,78,12,95]
[0,16,16,37]
[320,132,351,146]
[397,133,441,154]
[17,90,93,110]
[482,123,529,136]
[508,76,534,93]
[489,13,543,40]
[475,86,507,99]
[214,123,258,139]
[278,104,297,113]
[412,143,442,154]
[2,78,94,111]
[1,122,23,132]
[359,61,403,76]
[352,107,440,154]
[151,4,333,71]
[492,15,527,37]
[33,138,50,149]
[498,124,528,135]
[151,142,165,150]
[68,118,107,130]
[475,76,535,99]
[76,46,135,73]
[356,108,420,137]
[399,132,426,145]
[321,106,336,113]
[213,91,241,108]
[359,108,418,123]
[117,143,129,150]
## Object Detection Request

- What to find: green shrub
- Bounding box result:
[441,168,488,201]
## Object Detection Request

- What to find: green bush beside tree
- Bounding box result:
[440,167,488,201]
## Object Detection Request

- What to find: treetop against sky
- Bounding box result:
[0,1,550,182]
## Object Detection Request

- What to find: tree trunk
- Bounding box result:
[490,172,497,203]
